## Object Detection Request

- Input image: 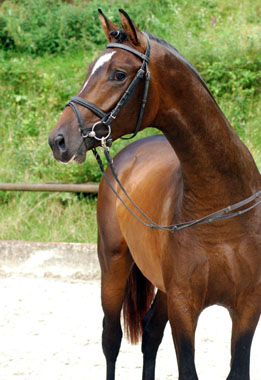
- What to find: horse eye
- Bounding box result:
[114,71,126,81]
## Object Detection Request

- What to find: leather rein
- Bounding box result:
[94,149,261,232]
[65,33,261,233]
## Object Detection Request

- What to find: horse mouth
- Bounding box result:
[69,153,87,164]
[51,147,87,164]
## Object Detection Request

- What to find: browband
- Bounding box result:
[106,42,150,63]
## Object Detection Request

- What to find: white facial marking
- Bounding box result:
[80,51,115,93]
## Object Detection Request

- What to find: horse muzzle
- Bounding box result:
[48,129,88,164]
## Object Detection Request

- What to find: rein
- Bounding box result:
[93,147,261,233]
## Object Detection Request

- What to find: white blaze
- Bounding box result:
[80,51,115,93]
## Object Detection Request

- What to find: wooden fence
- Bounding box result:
[0,183,99,193]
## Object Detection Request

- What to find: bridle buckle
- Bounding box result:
[110,112,116,120]
[81,130,90,139]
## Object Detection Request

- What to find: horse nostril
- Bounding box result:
[54,134,66,152]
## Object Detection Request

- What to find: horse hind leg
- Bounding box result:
[141,290,168,380]
[99,238,133,380]
[227,294,261,380]
[100,242,155,380]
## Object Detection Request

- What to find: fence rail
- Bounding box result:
[0,183,99,193]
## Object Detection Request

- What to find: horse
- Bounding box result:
[48,9,261,380]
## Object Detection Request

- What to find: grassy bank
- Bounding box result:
[0,0,260,243]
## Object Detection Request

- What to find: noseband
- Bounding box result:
[65,33,151,148]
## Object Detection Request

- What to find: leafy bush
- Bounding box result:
[197,55,261,138]
[0,0,104,54]
[0,0,175,55]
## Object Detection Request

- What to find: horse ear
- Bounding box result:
[119,9,142,45]
[98,9,120,42]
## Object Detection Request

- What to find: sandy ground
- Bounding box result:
[0,275,260,380]
[0,241,260,379]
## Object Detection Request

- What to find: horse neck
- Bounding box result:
[152,46,260,208]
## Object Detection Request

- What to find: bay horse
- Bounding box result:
[48,9,261,380]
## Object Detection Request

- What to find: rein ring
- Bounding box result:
[87,121,111,141]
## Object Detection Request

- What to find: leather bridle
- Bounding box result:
[65,33,151,149]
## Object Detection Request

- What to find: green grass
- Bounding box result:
[0,0,260,243]
[0,192,98,242]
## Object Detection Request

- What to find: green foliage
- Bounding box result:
[0,0,102,54]
[198,56,261,138]
[0,0,183,55]
[0,0,260,242]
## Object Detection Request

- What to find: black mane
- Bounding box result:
[148,33,216,103]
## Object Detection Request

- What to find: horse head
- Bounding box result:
[48,9,159,163]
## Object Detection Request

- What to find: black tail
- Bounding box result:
[122,264,155,344]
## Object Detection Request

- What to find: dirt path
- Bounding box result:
[0,275,260,380]
[0,241,260,379]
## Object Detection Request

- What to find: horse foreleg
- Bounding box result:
[227,296,261,380]
[99,244,133,380]
[167,291,199,380]
[141,290,168,380]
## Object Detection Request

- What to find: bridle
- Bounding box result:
[64,33,261,232]
[65,32,151,149]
